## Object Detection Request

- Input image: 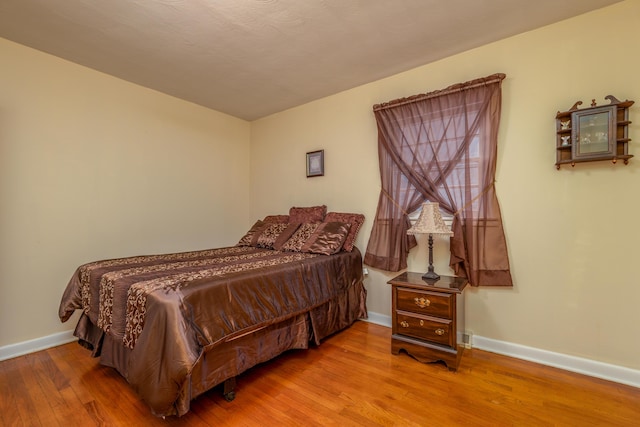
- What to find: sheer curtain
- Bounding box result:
[364,74,512,286]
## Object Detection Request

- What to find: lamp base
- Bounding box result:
[421,270,440,282]
[422,234,440,283]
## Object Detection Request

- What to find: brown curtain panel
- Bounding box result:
[364,74,512,287]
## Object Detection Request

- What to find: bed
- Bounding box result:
[58,206,367,417]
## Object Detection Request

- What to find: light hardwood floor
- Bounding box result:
[1,321,639,426]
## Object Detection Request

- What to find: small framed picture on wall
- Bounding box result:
[306,150,324,177]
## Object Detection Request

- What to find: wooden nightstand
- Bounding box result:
[388,272,468,371]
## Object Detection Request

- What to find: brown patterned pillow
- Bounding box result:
[273,223,301,250]
[253,223,289,249]
[325,212,365,252]
[289,205,327,224]
[263,214,290,223]
[281,223,320,252]
[237,220,265,246]
[301,222,352,255]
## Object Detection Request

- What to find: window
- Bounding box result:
[364,73,512,286]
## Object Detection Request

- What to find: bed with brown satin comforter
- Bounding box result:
[58,245,367,417]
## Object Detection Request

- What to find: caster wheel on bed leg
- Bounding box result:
[222,376,237,402]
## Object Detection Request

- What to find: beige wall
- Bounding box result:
[2,1,638,373]
[0,38,251,346]
[251,1,640,370]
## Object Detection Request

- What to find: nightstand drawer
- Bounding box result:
[395,311,453,347]
[396,288,452,319]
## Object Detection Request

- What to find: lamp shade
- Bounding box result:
[407,202,453,236]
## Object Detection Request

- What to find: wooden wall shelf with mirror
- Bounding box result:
[555,95,634,169]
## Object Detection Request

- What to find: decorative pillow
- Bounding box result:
[237,220,265,246]
[301,222,352,255]
[325,212,365,252]
[280,223,320,252]
[289,205,327,224]
[253,223,289,249]
[263,214,290,223]
[272,223,301,250]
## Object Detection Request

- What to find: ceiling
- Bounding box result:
[0,0,621,121]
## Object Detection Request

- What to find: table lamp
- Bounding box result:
[407,202,453,282]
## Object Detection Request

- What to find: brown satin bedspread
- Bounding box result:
[59,246,367,416]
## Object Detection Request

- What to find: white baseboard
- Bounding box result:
[362,312,392,327]
[364,311,640,389]
[472,335,640,389]
[0,330,76,362]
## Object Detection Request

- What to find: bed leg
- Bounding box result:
[223,377,236,402]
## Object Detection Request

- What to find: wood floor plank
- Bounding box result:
[0,358,26,426]
[16,354,55,426]
[30,349,95,427]
[1,321,639,426]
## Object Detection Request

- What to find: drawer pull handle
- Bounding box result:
[414,297,430,308]
[400,321,409,328]
[419,320,424,326]
[435,328,445,336]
